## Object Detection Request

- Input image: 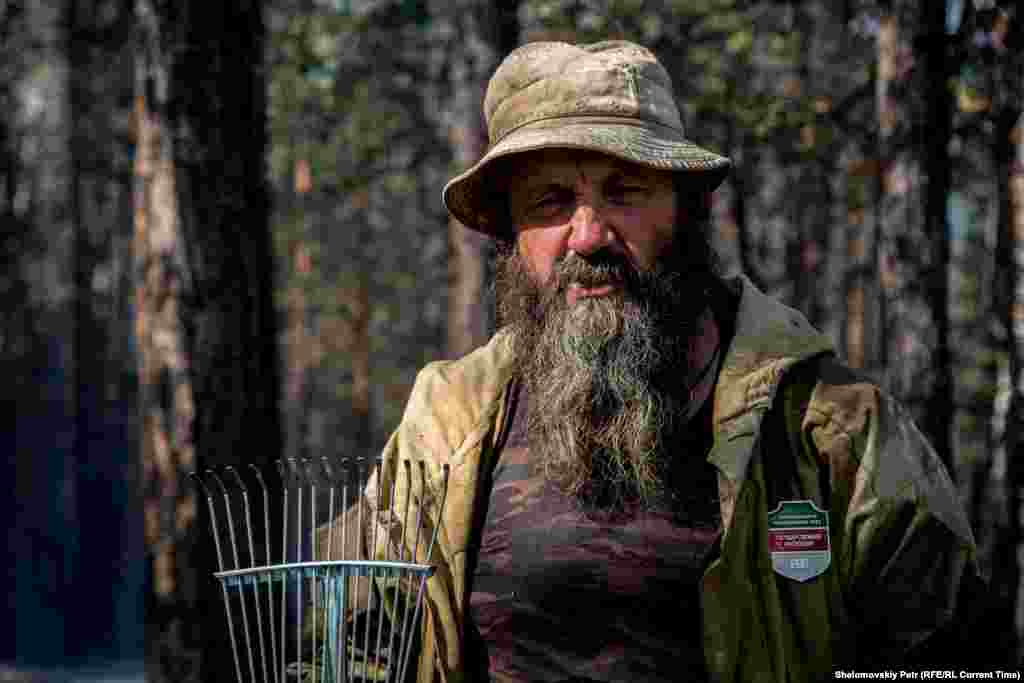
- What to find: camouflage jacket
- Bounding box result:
[320,276,984,682]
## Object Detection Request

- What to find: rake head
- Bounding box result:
[189,457,450,683]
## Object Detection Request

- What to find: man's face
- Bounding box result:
[493,148,719,515]
[505,149,677,295]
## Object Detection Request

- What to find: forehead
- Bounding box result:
[495,148,671,188]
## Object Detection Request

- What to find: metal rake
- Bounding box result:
[190,457,450,683]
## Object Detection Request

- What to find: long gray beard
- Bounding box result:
[495,245,712,514]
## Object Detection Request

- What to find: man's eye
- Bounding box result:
[608,186,647,204]
[530,193,568,213]
[541,189,573,204]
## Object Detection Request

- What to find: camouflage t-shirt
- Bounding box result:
[468,386,722,683]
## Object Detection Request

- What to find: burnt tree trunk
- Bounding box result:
[919,0,954,471]
[137,0,282,680]
[135,1,201,678]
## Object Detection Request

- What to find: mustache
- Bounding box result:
[553,249,636,291]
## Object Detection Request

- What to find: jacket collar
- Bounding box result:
[706,275,834,491]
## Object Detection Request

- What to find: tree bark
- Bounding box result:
[873,9,899,381]
[790,1,835,332]
[136,0,283,680]
[998,109,1024,664]
[874,6,950,470]
[920,0,954,472]
[135,2,201,678]
[350,268,372,455]
[445,0,518,359]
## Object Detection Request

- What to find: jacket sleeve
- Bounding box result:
[824,386,990,668]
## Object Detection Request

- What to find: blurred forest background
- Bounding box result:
[3,0,1023,679]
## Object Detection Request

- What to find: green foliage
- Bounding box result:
[268,0,450,459]
[726,30,753,54]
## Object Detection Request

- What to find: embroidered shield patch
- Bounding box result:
[767,500,831,582]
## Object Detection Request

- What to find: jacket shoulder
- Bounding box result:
[795,363,984,667]
[801,356,880,448]
[397,329,516,462]
[800,356,973,545]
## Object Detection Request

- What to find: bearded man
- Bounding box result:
[320,40,988,682]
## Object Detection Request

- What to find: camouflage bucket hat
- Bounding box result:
[443,40,732,237]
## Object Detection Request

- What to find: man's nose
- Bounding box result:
[566,203,613,256]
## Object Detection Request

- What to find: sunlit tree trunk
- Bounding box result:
[843,154,881,371]
[843,192,874,371]
[136,0,282,680]
[134,2,201,678]
[874,8,901,384]
[284,160,314,462]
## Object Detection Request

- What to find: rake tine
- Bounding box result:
[358,456,382,679]
[355,457,364,563]
[288,458,305,681]
[401,461,413,556]
[206,469,239,570]
[396,462,451,682]
[424,464,450,563]
[208,468,257,683]
[398,572,431,683]
[371,456,387,561]
[339,457,351,683]
[289,457,304,559]
[189,473,244,683]
[334,566,347,683]
[373,456,402,679]
[395,462,427,682]
[339,457,349,564]
[188,472,226,572]
[227,466,268,683]
[384,460,413,682]
[251,463,280,683]
[276,459,290,683]
[224,466,254,569]
[351,456,365,680]
[391,463,451,683]
[411,462,426,567]
[206,471,240,573]
[361,457,385,683]
[305,457,318,563]
[318,458,334,682]
[388,458,402,562]
[302,458,320,681]
[322,458,337,562]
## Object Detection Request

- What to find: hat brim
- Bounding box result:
[442,116,731,237]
